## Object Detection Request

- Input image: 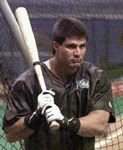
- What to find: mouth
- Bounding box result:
[69,60,82,68]
[71,59,82,64]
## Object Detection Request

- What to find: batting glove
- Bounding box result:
[42,104,64,124]
[24,90,55,131]
[42,103,80,134]
[37,90,55,109]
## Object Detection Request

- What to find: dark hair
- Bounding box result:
[52,17,88,54]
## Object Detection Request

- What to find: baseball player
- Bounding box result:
[3,18,116,150]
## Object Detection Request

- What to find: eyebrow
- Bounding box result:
[65,43,86,48]
[80,43,86,47]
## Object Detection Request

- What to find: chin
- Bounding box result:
[72,63,81,67]
[69,64,80,70]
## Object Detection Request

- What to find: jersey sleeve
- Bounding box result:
[90,70,116,123]
[3,81,33,128]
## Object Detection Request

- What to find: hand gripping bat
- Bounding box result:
[15,7,60,131]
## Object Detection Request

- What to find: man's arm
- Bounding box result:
[44,104,110,137]
[4,109,109,143]
[78,110,110,137]
[4,90,55,143]
[4,117,34,143]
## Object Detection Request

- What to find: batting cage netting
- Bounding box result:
[0,0,123,149]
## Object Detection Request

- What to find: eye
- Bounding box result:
[79,43,86,49]
[66,44,77,50]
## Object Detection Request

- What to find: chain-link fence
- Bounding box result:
[95,79,123,150]
[0,0,123,149]
[0,101,24,150]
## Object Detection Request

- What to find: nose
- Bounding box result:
[74,47,81,58]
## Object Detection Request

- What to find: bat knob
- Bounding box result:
[50,121,60,131]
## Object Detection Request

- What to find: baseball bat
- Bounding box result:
[0,0,32,67]
[15,7,60,130]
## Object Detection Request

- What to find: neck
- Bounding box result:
[49,57,76,85]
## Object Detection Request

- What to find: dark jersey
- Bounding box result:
[3,61,115,150]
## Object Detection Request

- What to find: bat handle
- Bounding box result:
[50,121,60,130]
[35,66,60,130]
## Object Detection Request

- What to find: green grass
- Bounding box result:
[114,96,123,116]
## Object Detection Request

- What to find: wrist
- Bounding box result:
[24,108,44,131]
[58,117,80,133]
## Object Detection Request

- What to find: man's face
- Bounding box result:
[54,36,87,70]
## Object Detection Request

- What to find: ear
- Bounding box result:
[53,41,59,51]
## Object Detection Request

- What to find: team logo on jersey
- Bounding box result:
[76,79,89,89]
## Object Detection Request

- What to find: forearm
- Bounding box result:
[4,117,34,143]
[3,90,55,143]
[43,104,110,137]
[77,110,110,137]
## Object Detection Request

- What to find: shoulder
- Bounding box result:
[15,68,35,82]
[82,61,107,75]
[81,61,102,73]
[11,67,36,90]
[79,61,110,84]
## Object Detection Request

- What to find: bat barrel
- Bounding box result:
[0,0,33,67]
